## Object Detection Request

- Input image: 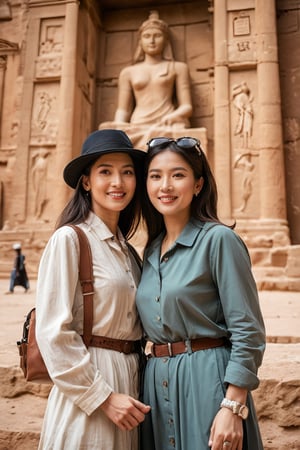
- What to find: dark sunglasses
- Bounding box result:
[147,137,202,156]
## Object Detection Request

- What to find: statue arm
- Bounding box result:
[158,62,192,126]
[114,67,134,123]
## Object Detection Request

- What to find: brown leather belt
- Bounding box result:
[89,335,140,354]
[148,337,227,358]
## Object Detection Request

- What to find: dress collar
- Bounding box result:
[84,211,125,244]
[146,218,207,266]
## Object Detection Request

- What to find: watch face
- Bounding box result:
[239,405,249,419]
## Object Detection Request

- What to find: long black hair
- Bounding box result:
[142,141,234,247]
[56,155,144,240]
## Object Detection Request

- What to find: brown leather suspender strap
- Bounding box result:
[67,225,94,348]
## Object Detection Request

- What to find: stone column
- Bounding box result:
[256,0,288,224]
[54,0,79,213]
[213,0,232,221]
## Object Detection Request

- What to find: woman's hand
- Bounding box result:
[208,407,243,450]
[100,392,151,431]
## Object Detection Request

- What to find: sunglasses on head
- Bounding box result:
[147,137,202,156]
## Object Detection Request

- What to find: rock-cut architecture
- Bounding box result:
[0,0,299,290]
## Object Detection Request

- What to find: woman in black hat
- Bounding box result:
[35,129,150,449]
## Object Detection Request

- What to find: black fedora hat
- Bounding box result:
[63,129,146,188]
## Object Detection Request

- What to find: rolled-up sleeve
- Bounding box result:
[35,227,112,415]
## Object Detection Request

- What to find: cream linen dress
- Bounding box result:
[36,212,142,450]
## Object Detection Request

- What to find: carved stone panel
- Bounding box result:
[230,73,259,218]
[30,83,59,146]
[35,18,64,79]
[228,10,256,63]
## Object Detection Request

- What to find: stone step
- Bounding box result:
[255,274,300,291]
[0,395,46,450]
[258,420,300,450]
[0,366,50,450]
[253,343,300,450]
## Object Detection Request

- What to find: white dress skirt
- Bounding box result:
[39,348,139,450]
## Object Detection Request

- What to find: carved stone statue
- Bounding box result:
[99,11,207,150]
[114,11,192,128]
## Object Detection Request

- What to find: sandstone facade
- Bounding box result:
[0,0,299,289]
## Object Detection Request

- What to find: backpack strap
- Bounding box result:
[67,225,94,348]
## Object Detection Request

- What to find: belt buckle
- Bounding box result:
[185,339,193,354]
[145,341,154,358]
[123,341,132,354]
[167,342,173,357]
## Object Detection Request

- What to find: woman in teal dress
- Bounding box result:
[136,137,266,450]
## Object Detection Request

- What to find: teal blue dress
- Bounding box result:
[136,219,265,450]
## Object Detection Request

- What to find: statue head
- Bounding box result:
[134,11,174,63]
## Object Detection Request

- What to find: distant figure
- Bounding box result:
[5,243,30,294]
[114,11,192,128]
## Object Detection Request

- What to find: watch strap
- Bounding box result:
[220,398,249,419]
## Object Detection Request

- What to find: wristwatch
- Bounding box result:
[220,398,249,419]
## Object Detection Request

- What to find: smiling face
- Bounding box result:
[146,149,203,222]
[82,152,136,221]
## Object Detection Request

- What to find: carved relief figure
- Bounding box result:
[232,82,253,148]
[36,91,52,130]
[31,88,58,145]
[234,153,255,213]
[32,149,49,219]
[114,11,192,128]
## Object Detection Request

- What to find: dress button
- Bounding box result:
[155,296,160,302]
[163,257,169,262]
[162,380,168,387]
[169,437,175,447]
[156,315,161,321]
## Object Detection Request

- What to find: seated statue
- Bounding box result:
[100,11,204,149]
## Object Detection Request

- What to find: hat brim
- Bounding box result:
[63,148,146,189]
